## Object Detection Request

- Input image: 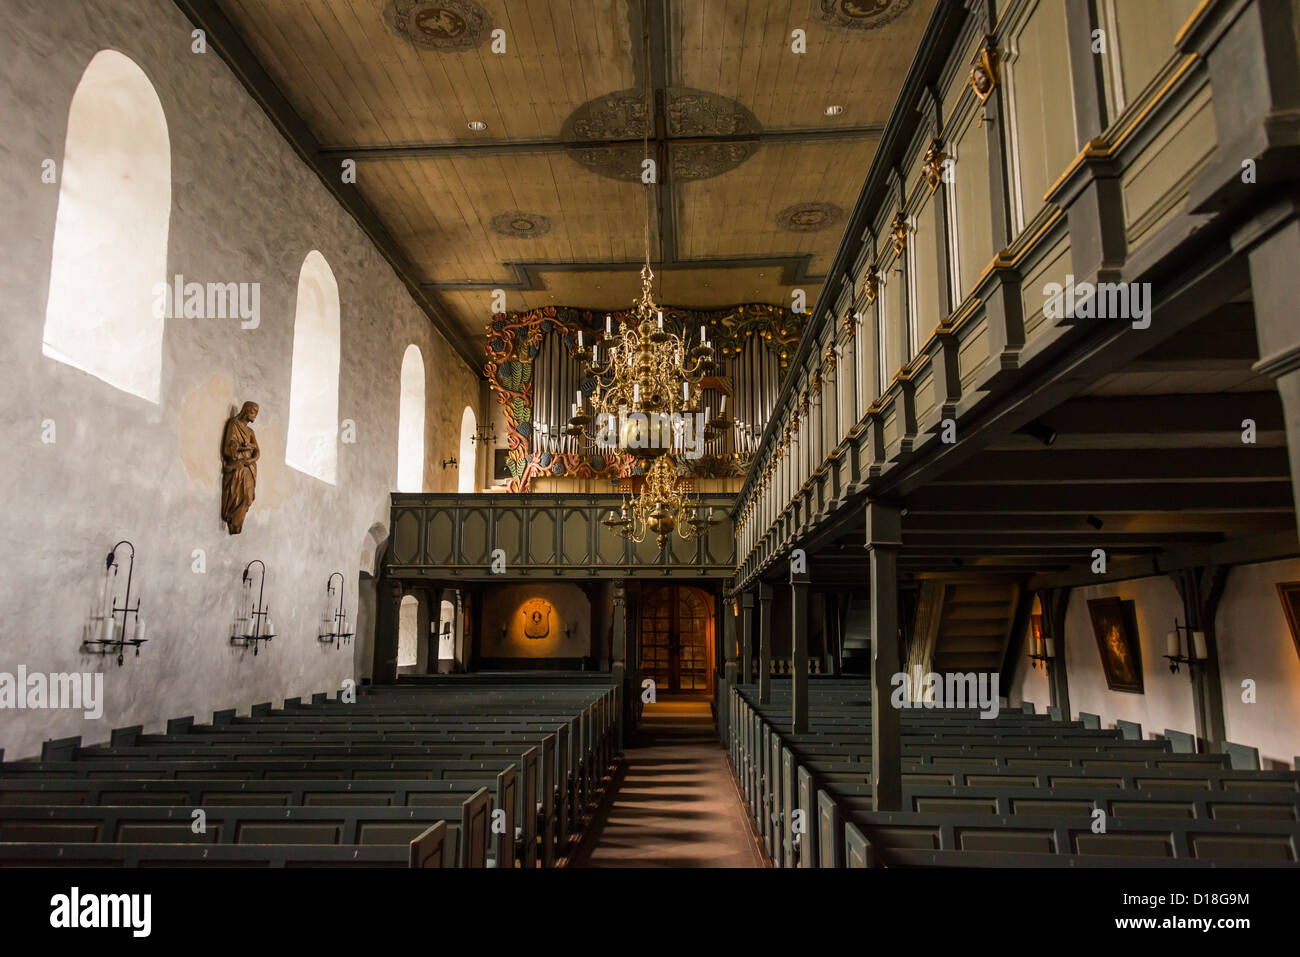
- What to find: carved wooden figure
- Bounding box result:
[221,401,260,534]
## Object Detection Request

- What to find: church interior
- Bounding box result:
[5,0,1300,885]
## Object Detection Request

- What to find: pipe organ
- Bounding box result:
[528,324,784,465]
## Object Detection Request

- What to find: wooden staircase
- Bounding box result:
[929,582,1020,674]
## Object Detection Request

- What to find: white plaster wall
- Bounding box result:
[1217,558,1300,768]
[1062,575,1196,738]
[0,0,479,758]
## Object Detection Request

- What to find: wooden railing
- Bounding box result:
[733,0,1226,588]
[386,492,737,580]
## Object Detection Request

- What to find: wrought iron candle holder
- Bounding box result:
[231,560,275,655]
[83,540,149,667]
[1026,615,1053,671]
[1163,617,1206,674]
[318,572,355,648]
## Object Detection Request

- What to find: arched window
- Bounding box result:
[396,344,425,492]
[438,599,456,662]
[286,251,340,484]
[457,406,477,493]
[42,50,171,403]
[397,595,419,667]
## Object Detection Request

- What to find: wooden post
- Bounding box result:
[1040,588,1072,720]
[611,580,627,750]
[1173,567,1229,750]
[757,582,774,704]
[720,588,738,744]
[374,578,403,685]
[740,590,755,685]
[790,570,811,734]
[866,501,903,811]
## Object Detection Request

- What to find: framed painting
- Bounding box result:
[1275,582,1300,663]
[1087,596,1144,694]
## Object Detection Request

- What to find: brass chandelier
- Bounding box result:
[601,455,722,550]
[577,0,725,550]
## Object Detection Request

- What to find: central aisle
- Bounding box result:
[572,698,767,868]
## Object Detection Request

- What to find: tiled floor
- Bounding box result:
[572,698,767,868]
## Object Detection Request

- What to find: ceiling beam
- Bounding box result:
[905,480,1297,514]
[1021,393,1285,435]
[1026,530,1300,590]
[419,254,824,293]
[315,127,886,161]
[930,447,1293,486]
[169,0,481,372]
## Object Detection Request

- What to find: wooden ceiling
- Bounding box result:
[196,0,938,366]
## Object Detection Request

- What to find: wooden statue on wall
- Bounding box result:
[221,401,260,534]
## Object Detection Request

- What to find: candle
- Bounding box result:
[1166,630,1180,658]
[132,617,146,643]
[699,325,706,341]
[576,390,583,408]
[266,617,275,637]
[577,331,583,348]
[682,382,689,401]
[1192,630,1208,660]
[102,616,115,644]
[605,315,612,334]
[720,395,727,414]
[657,312,663,329]
[706,406,711,423]
[592,343,598,362]
[100,565,114,619]
[633,383,640,403]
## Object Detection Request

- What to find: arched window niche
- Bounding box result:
[286,250,341,484]
[458,406,477,493]
[42,50,171,403]
[397,344,425,492]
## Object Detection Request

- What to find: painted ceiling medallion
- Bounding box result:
[562,88,761,182]
[490,211,551,238]
[383,0,489,51]
[775,202,845,233]
[816,0,916,31]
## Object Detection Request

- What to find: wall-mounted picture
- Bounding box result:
[1275,582,1300,664]
[1087,596,1144,694]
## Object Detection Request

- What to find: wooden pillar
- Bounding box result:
[740,590,755,685]
[374,578,403,684]
[1173,567,1230,750]
[757,582,774,704]
[790,570,811,734]
[866,501,903,811]
[822,592,839,676]
[1039,588,1072,720]
[611,580,627,749]
[720,589,738,744]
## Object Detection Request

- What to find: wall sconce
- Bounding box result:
[1164,617,1207,673]
[442,457,458,469]
[318,572,355,649]
[1026,613,1054,670]
[471,424,497,447]
[231,560,275,655]
[83,540,149,667]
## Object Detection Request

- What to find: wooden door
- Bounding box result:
[640,586,714,695]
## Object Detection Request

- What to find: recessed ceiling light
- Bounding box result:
[467,120,487,131]
[824,105,844,116]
